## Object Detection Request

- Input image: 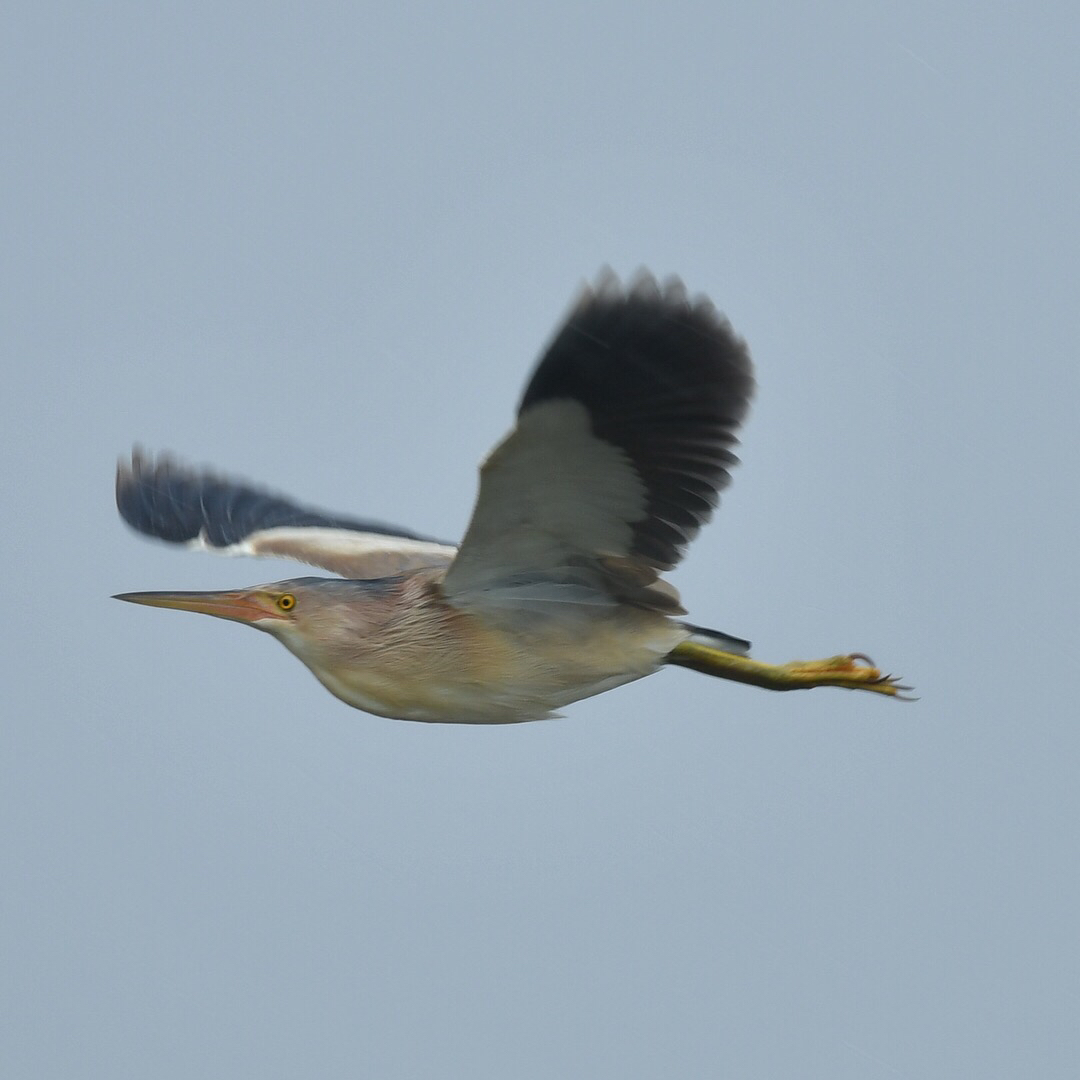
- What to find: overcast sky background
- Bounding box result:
[3,3,1078,1077]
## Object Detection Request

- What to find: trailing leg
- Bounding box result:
[666,640,911,698]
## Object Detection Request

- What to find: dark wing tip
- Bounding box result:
[117,447,283,546]
[520,270,755,571]
[116,447,212,544]
[115,449,438,549]
[526,269,754,419]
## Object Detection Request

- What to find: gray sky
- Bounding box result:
[3,2,1078,1077]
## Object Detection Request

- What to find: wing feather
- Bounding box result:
[116,450,456,578]
[442,272,754,612]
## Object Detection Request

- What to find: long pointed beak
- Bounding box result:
[113,589,280,624]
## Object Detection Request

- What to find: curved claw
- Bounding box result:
[781,654,914,699]
[889,680,919,702]
[867,670,918,701]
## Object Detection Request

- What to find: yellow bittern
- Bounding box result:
[115,272,908,722]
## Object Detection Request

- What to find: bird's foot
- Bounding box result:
[778,653,914,698]
[666,642,914,699]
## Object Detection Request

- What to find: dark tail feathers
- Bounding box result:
[678,622,751,657]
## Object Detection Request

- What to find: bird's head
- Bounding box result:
[113,577,400,670]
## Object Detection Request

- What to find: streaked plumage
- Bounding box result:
[115,271,908,721]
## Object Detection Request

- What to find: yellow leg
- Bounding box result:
[667,643,913,699]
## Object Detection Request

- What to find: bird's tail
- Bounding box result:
[665,624,759,683]
[672,623,752,660]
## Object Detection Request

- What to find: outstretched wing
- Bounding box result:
[116,450,456,578]
[442,272,754,613]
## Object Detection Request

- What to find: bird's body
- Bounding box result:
[116,272,908,721]
[265,572,685,723]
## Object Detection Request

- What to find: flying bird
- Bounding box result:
[115,272,908,722]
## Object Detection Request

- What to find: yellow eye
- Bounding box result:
[277,593,296,612]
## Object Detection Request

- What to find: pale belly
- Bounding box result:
[301,610,688,724]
